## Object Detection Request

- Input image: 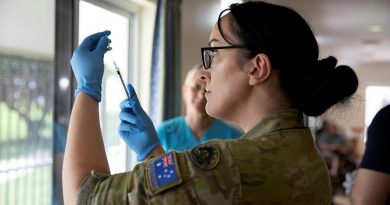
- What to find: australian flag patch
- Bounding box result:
[147,152,182,195]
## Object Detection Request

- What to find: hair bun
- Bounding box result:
[331,65,359,100]
[314,56,337,75]
[299,58,359,116]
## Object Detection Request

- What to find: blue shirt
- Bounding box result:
[157,116,243,151]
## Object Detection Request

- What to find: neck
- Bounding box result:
[227,87,291,133]
[239,103,291,132]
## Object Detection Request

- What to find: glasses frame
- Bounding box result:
[201,45,247,69]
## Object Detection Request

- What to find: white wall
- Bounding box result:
[0,0,55,58]
[356,62,390,87]
[353,62,390,125]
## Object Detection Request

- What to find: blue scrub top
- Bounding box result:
[156,116,243,152]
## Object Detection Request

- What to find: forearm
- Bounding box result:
[63,93,110,205]
[350,168,390,205]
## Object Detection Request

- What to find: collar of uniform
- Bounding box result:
[242,109,305,140]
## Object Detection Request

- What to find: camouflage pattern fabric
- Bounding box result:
[77,109,331,205]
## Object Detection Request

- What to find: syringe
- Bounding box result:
[109,51,131,99]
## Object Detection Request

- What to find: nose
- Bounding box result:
[198,67,210,82]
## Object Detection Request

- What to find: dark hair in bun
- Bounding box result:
[280,56,358,116]
[218,1,358,116]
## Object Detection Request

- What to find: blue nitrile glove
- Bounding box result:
[119,84,160,161]
[70,30,111,102]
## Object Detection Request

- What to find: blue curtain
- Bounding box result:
[150,0,182,124]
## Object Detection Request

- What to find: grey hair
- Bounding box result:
[183,64,203,86]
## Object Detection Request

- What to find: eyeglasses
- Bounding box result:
[201,45,247,69]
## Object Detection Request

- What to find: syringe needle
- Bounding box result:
[109,52,131,99]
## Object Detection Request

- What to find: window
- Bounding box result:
[79,0,156,171]
[365,86,390,126]
[79,0,140,173]
[0,0,55,204]
[0,0,155,203]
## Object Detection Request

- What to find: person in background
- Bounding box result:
[351,105,390,205]
[156,64,242,152]
[63,1,359,204]
[316,120,349,175]
[316,120,355,198]
[316,120,348,154]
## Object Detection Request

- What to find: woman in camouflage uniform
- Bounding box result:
[63,1,358,204]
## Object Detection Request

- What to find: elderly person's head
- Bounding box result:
[182,64,207,115]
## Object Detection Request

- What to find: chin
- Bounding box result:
[206,102,235,122]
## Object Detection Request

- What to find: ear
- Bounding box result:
[247,53,272,86]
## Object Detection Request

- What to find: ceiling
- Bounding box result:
[265,0,390,69]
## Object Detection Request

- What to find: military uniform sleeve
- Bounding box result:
[77,162,150,205]
[76,141,241,205]
[149,142,242,204]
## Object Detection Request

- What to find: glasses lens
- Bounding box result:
[203,50,211,69]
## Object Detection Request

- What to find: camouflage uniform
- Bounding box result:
[77,109,331,205]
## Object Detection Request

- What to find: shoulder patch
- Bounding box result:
[147,152,182,195]
[189,144,221,170]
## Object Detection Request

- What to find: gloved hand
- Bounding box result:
[119,84,160,161]
[70,30,111,102]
